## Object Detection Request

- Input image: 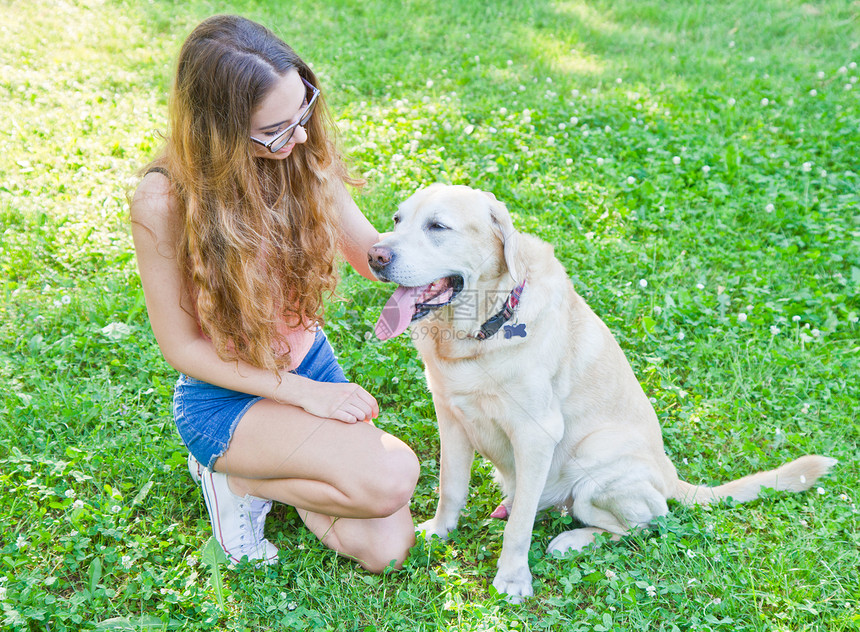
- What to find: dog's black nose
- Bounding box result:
[368,245,394,271]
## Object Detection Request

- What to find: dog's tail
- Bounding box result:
[672,455,837,506]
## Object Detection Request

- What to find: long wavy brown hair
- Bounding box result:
[145,15,353,373]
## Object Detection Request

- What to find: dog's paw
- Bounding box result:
[546,527,606,555]
[416,518,453,541]
[492,566,533,604]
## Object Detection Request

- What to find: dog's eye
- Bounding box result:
[392,215,401,225]
[428,221,449,231]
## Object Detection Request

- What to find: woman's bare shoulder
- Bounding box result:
[131,170,179,234]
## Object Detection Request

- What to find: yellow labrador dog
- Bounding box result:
[368,183,835,602]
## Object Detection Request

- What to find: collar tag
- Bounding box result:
[475,277,527,341]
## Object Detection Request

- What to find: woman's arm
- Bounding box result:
[334,183,383,281]
[130,173,377,423]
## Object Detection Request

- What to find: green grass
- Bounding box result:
[1,0,858,630]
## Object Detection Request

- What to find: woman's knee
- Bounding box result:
[356,521,416,573]
[369,441,420,517]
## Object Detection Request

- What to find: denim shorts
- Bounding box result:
[173,329,348,469]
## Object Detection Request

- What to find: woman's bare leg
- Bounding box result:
[212,398,419,571]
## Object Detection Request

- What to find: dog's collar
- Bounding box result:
[474,277,527,341]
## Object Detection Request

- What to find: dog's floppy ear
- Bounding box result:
[486,192,521,284]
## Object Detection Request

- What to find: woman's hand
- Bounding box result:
[295,381,379,424]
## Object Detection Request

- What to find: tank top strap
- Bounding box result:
[146,166,170,178]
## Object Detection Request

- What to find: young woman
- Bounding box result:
[131,15,418,572]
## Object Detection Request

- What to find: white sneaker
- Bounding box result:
[187,452,205,485]
[200,469,279,565]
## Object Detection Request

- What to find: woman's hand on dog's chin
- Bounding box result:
[300,380,380,425]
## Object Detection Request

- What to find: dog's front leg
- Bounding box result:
[492,411,561,603]
[417,406,475,540]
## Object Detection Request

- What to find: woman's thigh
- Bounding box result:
[213,398,418,514]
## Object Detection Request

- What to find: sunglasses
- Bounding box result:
[250,77,320,153]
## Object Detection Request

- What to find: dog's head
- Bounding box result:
[369,184,521,340]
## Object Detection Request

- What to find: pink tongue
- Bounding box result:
[375,285,428,341]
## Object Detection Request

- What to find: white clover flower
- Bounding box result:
[685,549,696,559]
[817,71,826,79]
[678,331,685,341]
[851,62,858,70]
[392,376,400,384]
[639,279,648,288]
[605,570,617,580]
[646,585,657,597]
[765,203,775,213]
[809,89,818,96]
[792,315,801,322]
[802,162,813,172]
[569,116,579,125]
[463,124,475,135]
[811,328,821,338]
[673,156,681,165]
[473,55,480,63]
[817,487,826,495]
[596,157,604,166]
[727,97,736,107]
[0,587,6,601]
[770,325,781,335]
[72,499,85,510]
[626,176,636,185]
[604,125,612,133]
[425,79,433,89]
[712,597,722,605]
[16,536,27,549]
[65,489,76,498]
[111,504,121,514]
[696,283,705,290]
[760,97,769,106]
[186,555,198,567]
[565,158,573,166]
[702,165,711,174]
[748,56,756,63]
[121,555,133,570]
[547,136,556,146]
[845,83,853,91]
[507,60,513,66]
[729,41,735,48]
[738,313,748,323]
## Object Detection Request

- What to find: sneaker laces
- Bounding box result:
[237,496,272,546]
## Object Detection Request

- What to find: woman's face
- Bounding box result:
[249,69,310,160]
